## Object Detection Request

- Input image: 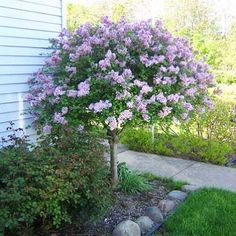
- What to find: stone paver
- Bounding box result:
[118,150,236,192]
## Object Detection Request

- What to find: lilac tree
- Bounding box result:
[26,17,214,185]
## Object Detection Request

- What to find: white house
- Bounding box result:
[0,0,66,140]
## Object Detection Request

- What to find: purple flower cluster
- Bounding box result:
[26,17,214,133]
[118,110,133,124]
[42,125,52,134]
[88,100,112,113]
[77,80,90,97]
[105,116,117,130]
[53,112,67,125]
[158,106,172,118]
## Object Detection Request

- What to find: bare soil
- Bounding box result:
[81,180,169,236]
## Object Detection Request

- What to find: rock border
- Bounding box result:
[112,184,200,236]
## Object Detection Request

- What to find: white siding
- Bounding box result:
[0,0,65,138]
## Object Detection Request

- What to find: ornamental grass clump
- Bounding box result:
[26,17,214,185]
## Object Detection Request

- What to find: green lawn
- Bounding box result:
[156,188,236,236]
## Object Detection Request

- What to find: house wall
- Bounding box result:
[0,0,65,140]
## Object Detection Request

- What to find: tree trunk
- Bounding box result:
[109,132,119,187]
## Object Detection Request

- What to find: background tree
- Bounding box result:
[162,0,236,84]
[217,20,236,83]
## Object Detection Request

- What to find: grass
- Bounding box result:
[141,172,187,191]
[155,188,236,236]
[117,167,187,194]
[117,163,152,194]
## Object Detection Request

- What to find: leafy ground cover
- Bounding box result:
[155,188,236,236]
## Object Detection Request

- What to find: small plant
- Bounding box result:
[0,121,30,149]
[117,162,151,194]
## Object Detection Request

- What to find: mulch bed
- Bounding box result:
[80,180,169,236]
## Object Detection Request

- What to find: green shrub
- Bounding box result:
[121,128,233,165]
[117,162,151,194]
[170,134,233,164]
[120,128,153,153]
[153,134,175,157]
[180,98,236,148]
[0,130,111,235]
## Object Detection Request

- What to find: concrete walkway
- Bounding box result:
[118,150,236,192]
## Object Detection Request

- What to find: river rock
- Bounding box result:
[167,190,187,202]
[145,206,163,223]
[158,199,176,214]
[112,220,141,236]
[136,216,155,234]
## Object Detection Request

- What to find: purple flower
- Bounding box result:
[61,107,68,114]
[158,106,172,118]
[181,112,188,120]
[180,75,195,87]
[115,90,131,100]
[183,102,194,111]
[124,37,132,46]
[203,97,214,110]
[67,90,77,97]
[139,54,149,65]
[118,110,133,124]
[162,77,173,85]
[54,86,65,96]
[154,76,162,84]
[142,113,150,121]
[168,65,179,74]
[156,92,167,104]
[77,81,90,97]
[127,101,134,108]
[42,125,52,134]
[89,100,112,113]
[197,107,206,114]
[140,84,152,94]
[53,112,67,125]
[105,116,118,131]
[72,42,92,60]
[147,95,156,104]
[99,58,111,70]
[186,88,197,97]
[134,79,147,87]
[160,66,167,72]
[136,99,147,112]
[106,50,116,60]
[118,61,126,67]
[122,69,132,79]
[107,71,125,84]
[138,29,152,47]
[45,50,61,65]
[167,94,180,103]
[101,16,112,26]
